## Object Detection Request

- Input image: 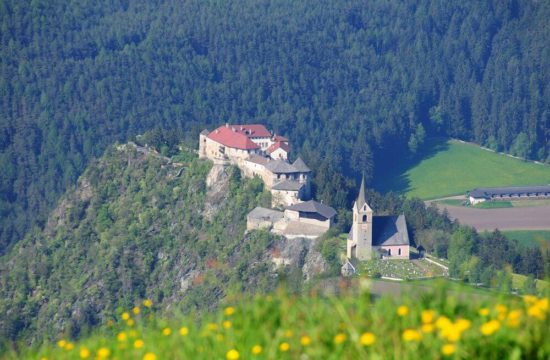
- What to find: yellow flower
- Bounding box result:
[97,347,110,359]
[279,342,290,352]
[456,318,471,332]
[65,342,74,351]
[223,320,232,329]
[397,305,409,317]
[536,298,548,311]
[421,323,434,333]
[143,299,153,308]
[441,343,456,356]
[440,324,461,342]
[143,353,157,360]
[421,310,436,324]
[132,306,140,315]
[252,345,262,355]
[57,340,67,348]
[224,307,235,316]
[79,347,90,359]
[480,320,500,336]
[478,308,490,316]
[435,316,452,330]
[126,318,135,327]
[121,312,130,320]
[495,304,507,319]
[117,332,127,342]
[207,323,218,331]
[523,295,538,305]
[527,305,546,320]
[134,339,144,349]
[360,332,376,346]
[284,330,293,338]
[162,327,171,336]
[179,326,189,336]
[506,310,522,328]
[334,333,347,345]
[300,335,311,346]
[226,349,240,360]
[402,329,422,342]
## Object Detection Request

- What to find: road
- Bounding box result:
[432,203,550,231]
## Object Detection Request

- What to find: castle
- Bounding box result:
[199,123,311,208]
[347,177,410,260]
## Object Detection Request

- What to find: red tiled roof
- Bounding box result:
[273,135,288,142]
[207,126,260,150]
[267,141,290,154]
[231,124,272,138]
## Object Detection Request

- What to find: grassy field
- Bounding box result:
[374,138,550,200]
[6,285,549,360]
[502,230,550,248]
[473,201,513,209]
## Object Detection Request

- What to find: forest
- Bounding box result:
[0,0,549,253]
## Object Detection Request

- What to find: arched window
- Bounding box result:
[362,214,367,222]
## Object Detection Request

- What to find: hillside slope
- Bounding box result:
[0,145,326,343]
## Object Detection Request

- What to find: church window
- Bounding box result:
[388,249,392,256]
[362,215,367,222]
[398,248,402,256]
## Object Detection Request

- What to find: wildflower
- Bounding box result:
[143,299,153,308]
[480,320,500,336]
[300,335,311,346]
[162,327,171,336]
[134,339,144,349]
[252,345,262,355]
[179,326,189,336]
[224,307,235,316]
[279,342,290,352]
[334,333,347,345]
[132,306,141,315]
[57,340,67,348]
[226,349,240,360]
[456,318,471,332]
[478,308,490,316]
[435,316,452,330]
[506,310,522,328]
[421,310,435,324]
[496,305,507,320]
[440,324,461,342]
[207,323,218,331]
[284,330,293,338]
[143,353,157,360]
[397,305,409,317]
[421,323,435,333]
[523,295,538,305]
[360,332,376,346]
[97,347,110,359]
[402,329,422,342]
[527,305,546,320]
[65,342,74,351]
[121,312,130,321]
[79,347,90,359]
[223,320,232,329]
[441,343,456,356]
[117,332,127,342]
[126,318,135,327]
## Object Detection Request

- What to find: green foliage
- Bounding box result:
[473,201,513,209]
[317,229,344,276]
[1,0,549,253]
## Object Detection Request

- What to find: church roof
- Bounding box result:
[356,176,366,207]
[372,215,409,246]
[286,200,337,219]
[292,157,311,172]
[272,180,304,191]
[231,124,272,138]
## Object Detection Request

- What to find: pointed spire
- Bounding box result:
[357,174,366,207]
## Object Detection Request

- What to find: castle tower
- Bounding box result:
[347,176,373,260]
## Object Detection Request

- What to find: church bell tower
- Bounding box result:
[347,176,373,260]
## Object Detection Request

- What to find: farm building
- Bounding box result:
[468,185,550,205]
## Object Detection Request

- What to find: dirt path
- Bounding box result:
[432,204,550,231]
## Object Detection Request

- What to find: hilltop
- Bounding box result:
[0,143,329,343]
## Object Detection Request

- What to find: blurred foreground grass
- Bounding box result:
[6,279,550,359]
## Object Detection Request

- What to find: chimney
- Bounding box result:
[225,123,229,128]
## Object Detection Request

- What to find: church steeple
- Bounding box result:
[356,175,366,208]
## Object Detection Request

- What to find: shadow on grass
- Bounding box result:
[373,137,450,195]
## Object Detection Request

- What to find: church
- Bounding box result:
[347,177,410,260]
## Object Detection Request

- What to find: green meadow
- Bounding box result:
[502,230,550,248]
[375,139,550,200]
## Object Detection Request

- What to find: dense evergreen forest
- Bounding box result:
[1,0,549,254]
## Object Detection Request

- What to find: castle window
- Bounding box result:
[362,215,367,222]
